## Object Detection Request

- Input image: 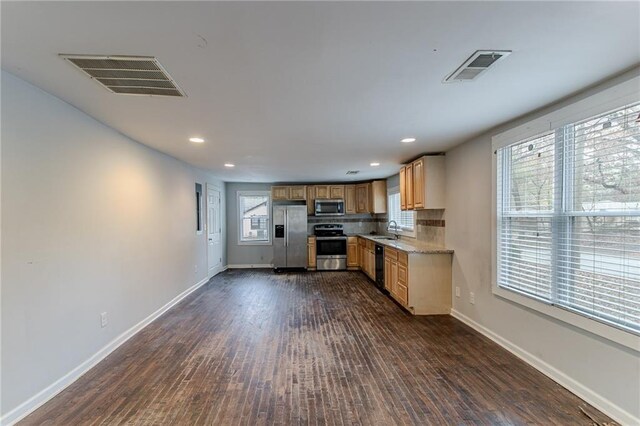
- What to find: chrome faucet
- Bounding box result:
[388,220,400,240]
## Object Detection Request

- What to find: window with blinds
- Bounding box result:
[387,189,415,233]
[497,102,640,335]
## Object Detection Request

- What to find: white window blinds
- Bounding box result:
[497,102,640,334]
[388,190,415,231]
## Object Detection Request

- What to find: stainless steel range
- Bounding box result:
[314,224,347,270]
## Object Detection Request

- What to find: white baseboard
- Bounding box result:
[1,276,211,426]
[450,309,638,426]
[227,264,273,269]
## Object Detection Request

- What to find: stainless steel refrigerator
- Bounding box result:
[273,205,308,270]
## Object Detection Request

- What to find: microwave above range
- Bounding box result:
[314,199,344,216]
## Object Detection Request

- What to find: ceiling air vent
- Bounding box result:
[346,170,360,175]
[59,54,185,97]
[444,50,511,83]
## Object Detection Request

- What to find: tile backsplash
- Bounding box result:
[307,214,381,236]
[376,209,445,246]
[307,210,445,246]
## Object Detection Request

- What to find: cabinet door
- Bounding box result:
[307,238,316,268]
[347,238,358,267]
[329,185,345,199]
[272,186,290,201]
[396,263,408,305]
[399,166,407,210]
[384,257,392,291]
[315,185,330,199]
[290,186,307,201]
[307,186,315,215]
[356,184,370,213]
[345,185,356,214]
[391,261,399,298]
[358,242,363,268]
[370,180,387,214]
[369,250,376,279]
[412,158,424,209]
[406,164,414,210]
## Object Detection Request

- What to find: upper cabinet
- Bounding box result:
[400,155,445,210]
[272,185,306,201]
[289,186,307,201]
[272,181,386,215]
[370,180,387,214]
[271,186,290,201]
[355,183,369,213]
[314,185,330,199]
[329,185,345,199]
[345,185,356,214]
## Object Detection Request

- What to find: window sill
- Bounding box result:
[492,285,639,352]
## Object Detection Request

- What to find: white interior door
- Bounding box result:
[207,185,222,277]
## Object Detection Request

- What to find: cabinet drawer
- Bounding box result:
[358,238,367,248]
[384,247,397,261]
[397,251,408,266]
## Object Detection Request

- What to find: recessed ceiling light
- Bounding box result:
[401,138,416,143]
[370,162,380,167]
[224,163,235,168]
[189,137,204,143]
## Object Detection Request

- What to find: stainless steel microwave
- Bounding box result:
[314,199,345,216]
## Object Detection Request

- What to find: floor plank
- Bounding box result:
[19,270,613,425]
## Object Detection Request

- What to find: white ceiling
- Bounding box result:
[2,1,639,182]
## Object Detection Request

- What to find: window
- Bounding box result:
[496,102,640,336]
[387,187,416,237]
[238,191,271,245]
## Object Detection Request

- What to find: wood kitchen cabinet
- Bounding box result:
[399,166,407,210]
[382,246,451,314]
[329,185,345,199]
[345,185,356,214]
[355,183,370,213]
[307,186,315,215]
[347,237,358,269]
[307,236,316,269]
[399,155,445,210]
[272,185,307,201]
[289,185,307,201]
[271,186,290,201]
[314,185,330,199]
[370,180,387,214]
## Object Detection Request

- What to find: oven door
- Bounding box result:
[316,237,347,257]
[316,237,348,270]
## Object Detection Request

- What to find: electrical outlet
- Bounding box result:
[455,287,461,298]
[100,312,108,328]
[469,292,475,305]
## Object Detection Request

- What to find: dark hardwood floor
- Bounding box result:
[20,270,612,425]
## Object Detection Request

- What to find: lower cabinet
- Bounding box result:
[307,236,316,269]
[347,237,358,269]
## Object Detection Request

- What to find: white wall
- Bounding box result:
[445,68,640,424]
[1,71,226,420]
[225,182,274,267]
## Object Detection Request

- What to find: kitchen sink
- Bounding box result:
[371,236,397,241]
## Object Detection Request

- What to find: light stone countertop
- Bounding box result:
[355,234,454,254]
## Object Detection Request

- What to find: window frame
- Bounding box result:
[491,80,640,351]
[386,186,417,238]
[237,190,272,246]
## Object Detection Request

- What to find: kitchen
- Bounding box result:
[240,154,453,315]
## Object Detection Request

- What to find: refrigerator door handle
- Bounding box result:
[285,210,288,247]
